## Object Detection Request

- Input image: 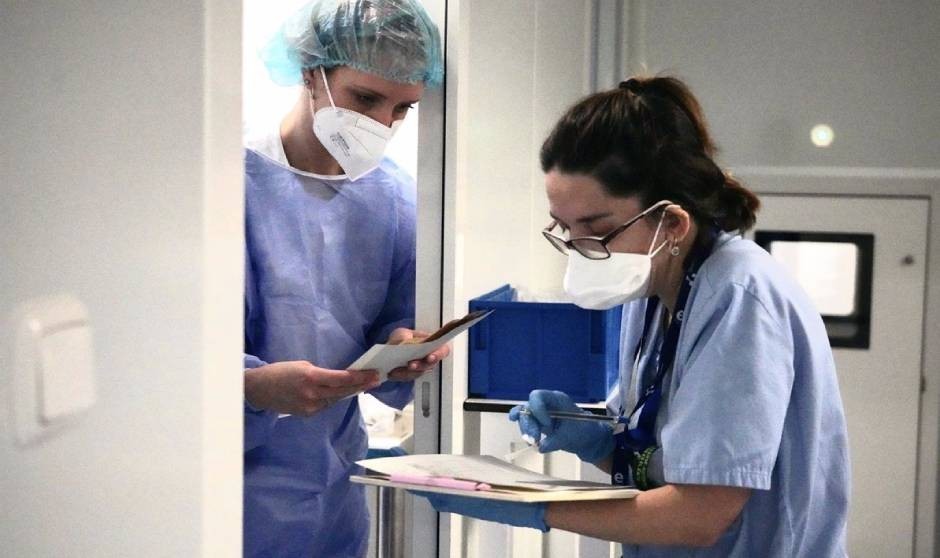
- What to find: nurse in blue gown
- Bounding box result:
[416,76,850,557]
[241,1,444,556]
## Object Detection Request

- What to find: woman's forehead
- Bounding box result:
[545,171,642,222]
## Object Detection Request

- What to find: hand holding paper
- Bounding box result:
[383,328,451,382]
[349,310,493,382]
[245,360,381,417]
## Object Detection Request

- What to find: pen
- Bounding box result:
[518,408,620,423]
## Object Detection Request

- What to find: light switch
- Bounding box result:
[11,294,96,445]
[38,323,96,423]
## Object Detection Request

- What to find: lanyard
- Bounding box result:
[611,229,717,485]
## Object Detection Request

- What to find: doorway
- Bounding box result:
[751,194,928,557]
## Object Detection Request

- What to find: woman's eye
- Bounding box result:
[357,94,377,105]
[573,226,602,238]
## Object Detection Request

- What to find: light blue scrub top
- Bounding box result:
[242,135,417,558]
[611,233,849,557]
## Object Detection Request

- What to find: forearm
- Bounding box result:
[545,484,750,547]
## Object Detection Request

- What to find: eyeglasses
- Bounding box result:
[542,200,673,260]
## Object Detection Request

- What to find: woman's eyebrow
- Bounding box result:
[349,86,386,100]
[572,212,613,225]
[349,86,420,106]
[548,212,612,227]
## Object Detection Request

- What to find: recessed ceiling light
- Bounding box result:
[811,124,834,147]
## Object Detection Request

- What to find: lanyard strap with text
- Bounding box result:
[611,228,717,485]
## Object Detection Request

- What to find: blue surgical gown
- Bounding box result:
[242,136,417,558]
[611,233,849,557]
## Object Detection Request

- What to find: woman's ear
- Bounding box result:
[664,205,692,245]
[301,68,316,96]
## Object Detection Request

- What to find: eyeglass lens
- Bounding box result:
[570,238,608,259]
[543,231,569,254]
[542,228,612,259]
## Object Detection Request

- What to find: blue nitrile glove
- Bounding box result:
[509,389,615,464]
[414,492,549,532]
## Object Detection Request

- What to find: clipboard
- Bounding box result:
[351,454,639,503]
[348,309,494,381]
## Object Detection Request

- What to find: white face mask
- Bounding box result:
[563,213,668,310]
[311,67,401,181]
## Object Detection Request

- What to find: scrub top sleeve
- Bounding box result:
[243,352,278,452]
[660,284,794,490]
[365,187,417,346]
[368,379,416,410]
[365,187,418,410]
[364,261,418,408]
[244,353,267,369]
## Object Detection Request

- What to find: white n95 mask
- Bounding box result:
[563,215,668,310]
[311,66,401,181]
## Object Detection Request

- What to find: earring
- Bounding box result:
[670,241,681,257]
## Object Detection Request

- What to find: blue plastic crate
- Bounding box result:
[468,285,621,403]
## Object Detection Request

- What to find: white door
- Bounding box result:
[751,194,928,558]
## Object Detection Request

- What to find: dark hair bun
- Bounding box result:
[541,74,760,233]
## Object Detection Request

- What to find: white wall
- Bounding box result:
[0,1,243,556]
[640,0,940,170]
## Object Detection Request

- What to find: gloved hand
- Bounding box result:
[509,389,615,464]
[414,492,549,532]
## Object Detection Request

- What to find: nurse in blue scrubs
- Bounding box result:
[416,76,850,557]
[240,1,445,556]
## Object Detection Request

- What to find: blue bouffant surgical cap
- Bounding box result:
[260,0,443,88]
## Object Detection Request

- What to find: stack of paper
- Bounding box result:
[352,454,638,502]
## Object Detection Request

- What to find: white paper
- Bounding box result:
[278,311,493,419]
[357,454,615,491]
[347,310,492,381]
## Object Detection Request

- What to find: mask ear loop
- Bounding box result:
[647,210,669,257]
[318,66,339,110]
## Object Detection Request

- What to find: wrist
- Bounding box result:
[244,368,269,411]
[577,424,616,463]
[543,501,555,529]
[532,502,550,532]
[632,446,658,490]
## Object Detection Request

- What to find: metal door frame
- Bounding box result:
[409,0,448,556]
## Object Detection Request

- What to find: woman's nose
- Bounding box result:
[368,106,396,128]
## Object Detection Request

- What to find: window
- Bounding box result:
[755,231,874,349]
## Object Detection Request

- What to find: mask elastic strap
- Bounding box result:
[647,211,669,256]
[318,66,338,109]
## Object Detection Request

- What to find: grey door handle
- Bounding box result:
[421,381,431,418]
